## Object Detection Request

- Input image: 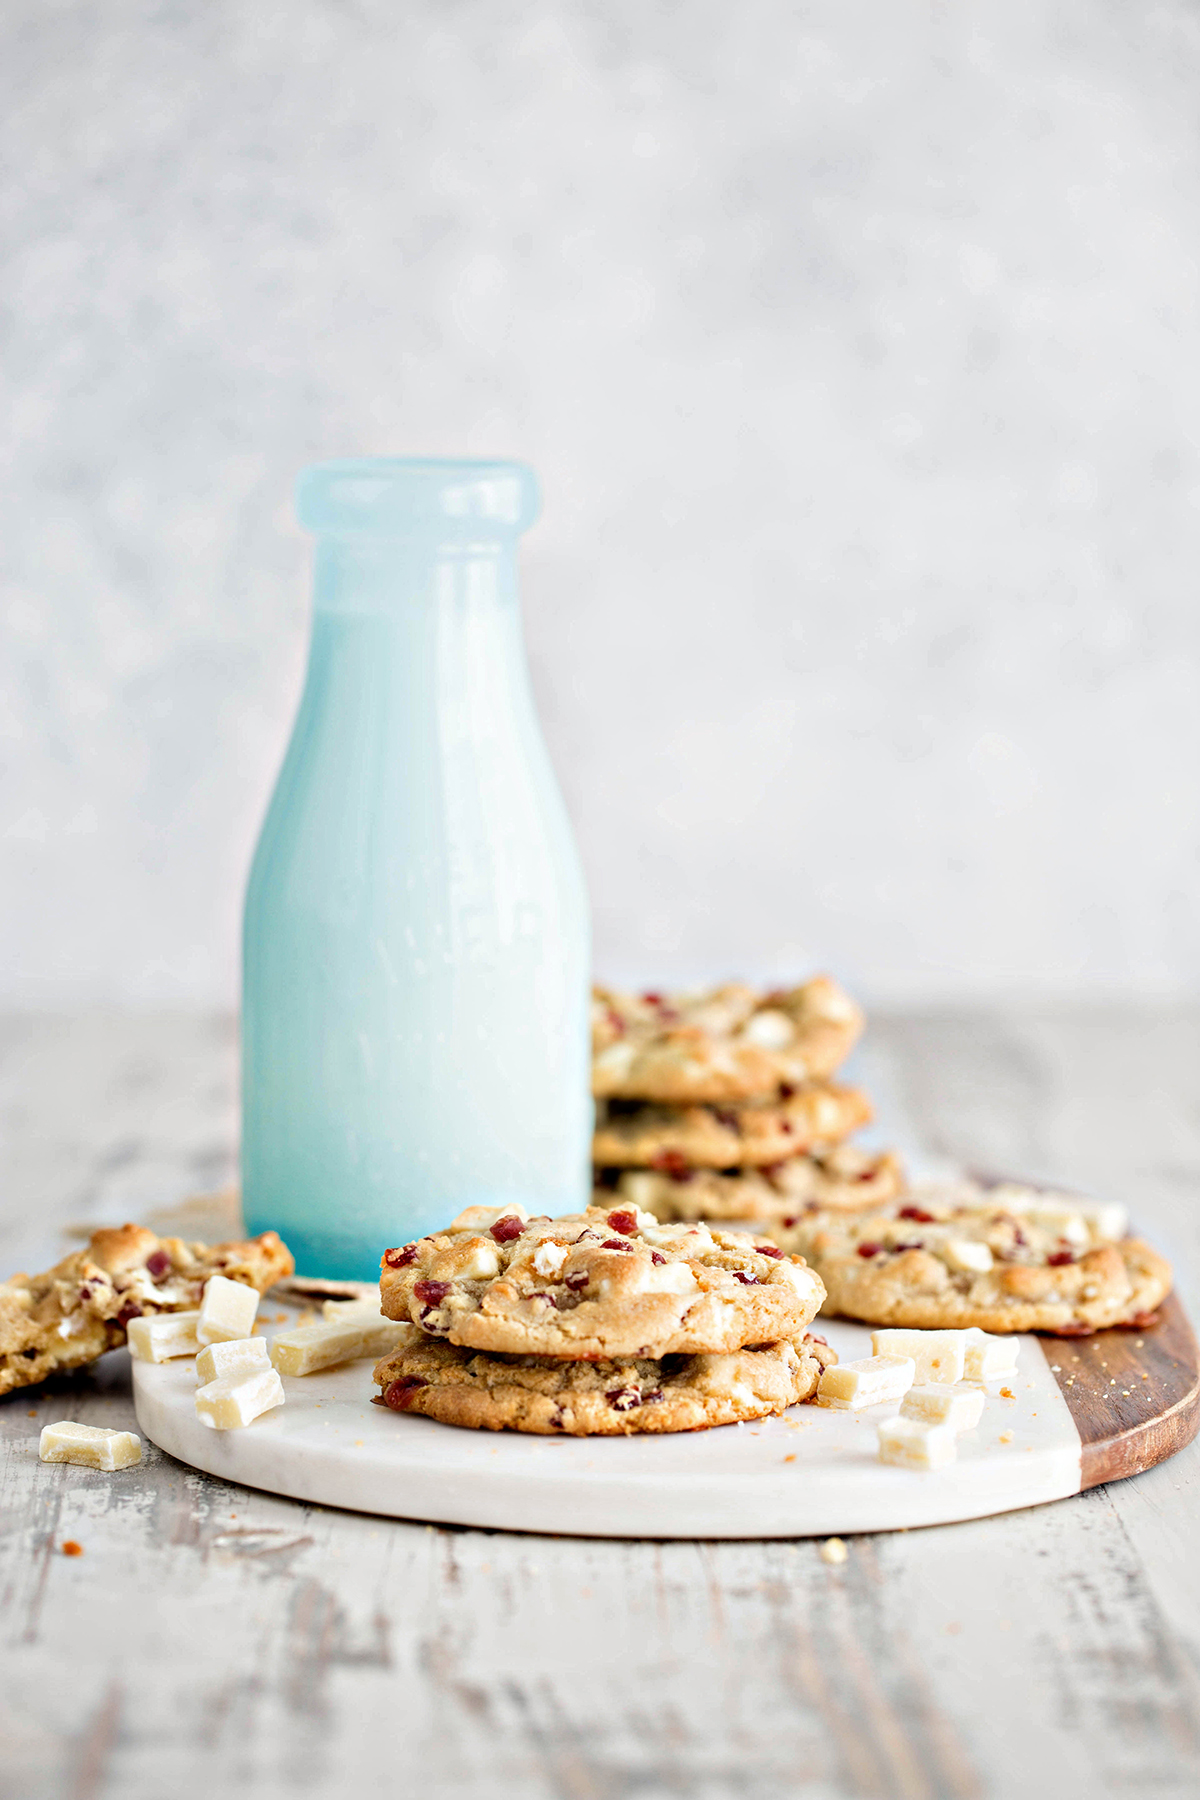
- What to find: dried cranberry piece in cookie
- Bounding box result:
[606,1209,639,1236]
[1047,1250,1075,1267]
[640,992,679,1021]
[384,1376,428,1410]
[856,1242,882,1259]
[755,1244,784,1259]
[145,1250,171,1279]
[116,1302,143,1327]
[413,1279,452,1305]
[564,1269,590,1291]
[651,1149,692,1180]
[384,1244,419,1268]
[898,1206,934,1223]
[733,1271,763,1286]
[605,1386,644,1411]
[490,1215,526,1244]
[601,1238,635,1252]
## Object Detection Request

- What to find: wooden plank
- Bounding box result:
[1048,1289,1200,1488]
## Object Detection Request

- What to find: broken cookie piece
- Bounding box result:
[0,1225,293,1396]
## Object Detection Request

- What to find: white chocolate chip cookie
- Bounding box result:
[596,1146,904,1224]
[591,976,862,1103]
[776,1191,1171,1336]
[373,1326,836,1434]
[591,1084,872,1171]
[380,1204,825,1359]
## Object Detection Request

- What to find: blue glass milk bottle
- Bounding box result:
[241,458,592,1278]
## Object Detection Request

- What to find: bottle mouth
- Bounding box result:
[296,457,540,540]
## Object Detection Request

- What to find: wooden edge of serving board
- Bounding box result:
[1048,1289,1200,1489]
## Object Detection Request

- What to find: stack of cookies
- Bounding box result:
[586,977,1175,1339]
[371,1201,835,1434]
[590,975,903,1234]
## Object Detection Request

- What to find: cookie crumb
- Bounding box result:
[62,1540,83,1557]
[820,1537,848,1565]
[998,1430,1014,1444]
[782,1453,796,1463]
[999,1387,1014,1399]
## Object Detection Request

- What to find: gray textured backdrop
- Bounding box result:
[2,0,1198,1007]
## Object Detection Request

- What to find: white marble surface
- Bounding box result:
[131,1316,1081,1538]
[2,2,1200,1008]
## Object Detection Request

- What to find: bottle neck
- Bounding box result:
[312,537,519,617]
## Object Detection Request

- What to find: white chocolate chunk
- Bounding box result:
[39,1421,142,1471]
[592,1040,636,1081]
[456,1241,502,1280]
[532,1242,569,1279]
[448,1201,528,1232]
[641,1259,700,1296]
[817,1354,915,1410]
[871,1329,967,1385]
[195,1367,285,1429]
[270,1317,407,1376]
[1024,1206,1090,1247]
[962,1329,1020,1382]
[1082,1200,1128,1242]
[742,1008,794,1049]
[989,1184,1127,1243]
[877,1415,958,1471]
[195,1336,272,1384]
[615,1173,658,1211]
[900,1383,986,1431]
[638,1222,713,1250]
[127,1311,202,1363]
[774,1259,822,1298]
[940,1238,993,1274]
[196,1275,260,1346]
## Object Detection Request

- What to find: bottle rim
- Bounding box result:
[296,457,540,538]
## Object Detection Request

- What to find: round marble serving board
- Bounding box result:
[131,1294,1199,1538]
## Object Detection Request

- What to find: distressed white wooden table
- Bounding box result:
[2,1009,1198,1800]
